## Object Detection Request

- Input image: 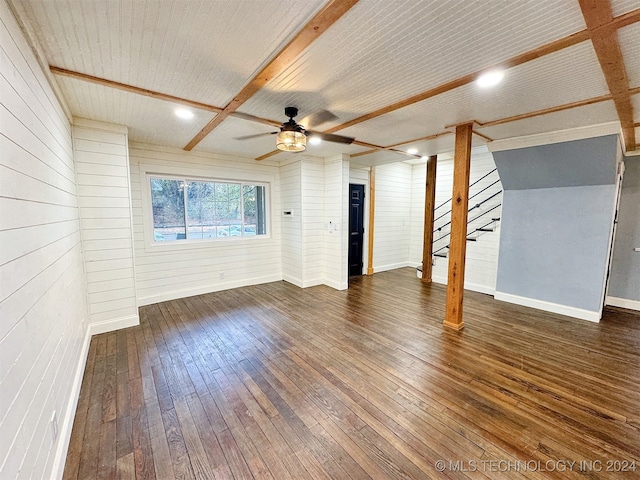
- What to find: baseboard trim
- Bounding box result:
[88,314,140,336]
[428,274,496,296]
[282,274,303,288]
[324,278,348,291]
[605,296,640,311]
[374,262,414,273]
[494,291,601,322]
[138,274,282,306]
[51,326,92,479]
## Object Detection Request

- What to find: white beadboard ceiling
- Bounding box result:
[632,93,640,117]
[612,0,640,17]
[9,0,640,164]
[477,101,620,141]
[619,23,640,89]
[243,0,587,121]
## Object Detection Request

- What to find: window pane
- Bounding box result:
[187,181,216,239]
[243,184,266,235]
[150,178,185,241]
[150,177,268,243]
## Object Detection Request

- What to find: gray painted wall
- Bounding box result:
[608,157,640,302]
[496,185,616,312]
[494,134,618,190]
[494,135,620,317]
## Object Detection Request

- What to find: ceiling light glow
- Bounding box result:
[407,148,418,155]
[175,108,194,120]
[477,70,504,88]
[308,135,322,145]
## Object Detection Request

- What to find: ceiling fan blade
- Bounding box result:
[234,131,278,141]
[308,131,355,145]
[300,109,338,129]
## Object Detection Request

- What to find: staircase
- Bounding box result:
[418,168,503,272]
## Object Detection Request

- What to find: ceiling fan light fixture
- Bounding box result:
[276,130,306,152]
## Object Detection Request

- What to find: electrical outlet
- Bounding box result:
[50,411,58,442]
[219,272,225,280]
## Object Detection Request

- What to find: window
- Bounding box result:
[150,176,267,242]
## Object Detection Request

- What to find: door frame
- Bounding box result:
[347,176,370,277]
[602,159,625,306]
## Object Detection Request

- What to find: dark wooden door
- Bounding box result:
[348,184,365,276]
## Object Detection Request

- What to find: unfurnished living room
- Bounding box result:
[1,0,639,479]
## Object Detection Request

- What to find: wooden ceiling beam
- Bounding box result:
[353,86,640,161]
[471,130,493,143]
[52,6,640,158]
[479,94,613,128]
[326,8,640,137]
[324,30,591,134]
[350,131,452,158]
[605,7,640,30]
[579,1,636,151]
[183,0,359,151]
[50,66,223,114]
[50,66,287,129]
[255,8,640,162]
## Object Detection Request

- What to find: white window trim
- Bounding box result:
[140,165,271,252]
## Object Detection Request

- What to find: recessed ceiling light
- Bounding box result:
[308,135,322,145]
[175,108,194,120]
[477,70,504,88]
[407,148,418,155]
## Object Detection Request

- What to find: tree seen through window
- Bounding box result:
[150,176,267,241]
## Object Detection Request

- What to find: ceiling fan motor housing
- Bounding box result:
[281,107,305,133]
[284,106,299,119]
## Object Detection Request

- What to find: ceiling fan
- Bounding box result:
[235,107,355,152]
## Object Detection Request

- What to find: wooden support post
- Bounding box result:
[444,123,473,330]
[421,155,437,282]
[367,167,376,275]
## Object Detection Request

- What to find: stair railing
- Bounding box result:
[433,168,498,220]
[429,168,503,259]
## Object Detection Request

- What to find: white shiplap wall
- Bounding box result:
[73,119,139,331]
[280,155,348,289]
[1,2,88,478]
[323,155,349,290]
[410,148,503,294]
[373,162,413,272]
[129,143,282,305]
[280,159,303,285]
[301,157,325,286]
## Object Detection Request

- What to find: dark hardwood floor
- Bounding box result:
[63,268,640,479]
